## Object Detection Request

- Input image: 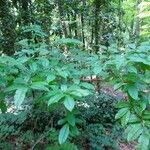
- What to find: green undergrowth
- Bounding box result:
[0,92,124,150]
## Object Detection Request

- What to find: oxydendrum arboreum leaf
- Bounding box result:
[115,55,126,70]
[56,68,68,79]
[126,124,143,141]
[93,65,102,75]
[0,100,7,113]
[30,81,49,91]
[76,89,90,97]
[121,110,131,126]
[59,124,69,144]
[127,65,137,74]
[80,82,95,90]
[115,101,129,109]
[58,118,66,125]
[66,113,76,126]
[114,83,124,90]
[56,38,82,46]
[70,125,79,136]
[46,74,56,83]
[128,85,138,100]
[39,57,50,68]
[128,114,141,124]
[61,85,68,92]
[69,91,83,97]
[138,133,150,150]
[64,96,75,111]
[115,108,129,119]
[14,88,28,107]
[48,93,64,106]
[29,62,37,72]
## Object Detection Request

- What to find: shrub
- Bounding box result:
[78,92,119,126]
[82,123,120,150]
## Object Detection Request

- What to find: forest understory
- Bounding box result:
[0,0,150,150]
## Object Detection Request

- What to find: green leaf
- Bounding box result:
[115,108,129,119]
[143,111,150,120]
[0,100,7,113]
[56,68,68,79]
[64,96,75,111]
[66,113,76,126]
[70,91,83,97]
[114,83,124,90]
[61,85,68,92]
[80,82,95,90]
[127,65,137,74]
[58,119,66,125]
[59,124,69,144]
[115,101,129,109]
[128,44,136,49]
[48,94,64,106]
[128,114,141,123]
[138,133,150,150]
[46,74,56,83]
[56,38,82,46]
[93,66,102,75]
[40,58,49,68]
[148,94,150,104]
[115,55,126,70]
[76,89,90,97]
[31,82,49,91]
[121,110,131,126]
[126,124,143,141]
[29,62,37,72]
[70,126,79,136]
[14,88,28,107]
[128,85,138,100]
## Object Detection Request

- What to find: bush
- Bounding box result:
[83,123,120,150]
[78,92,119,126]
[0,104,65,149]
[75,92,123,150]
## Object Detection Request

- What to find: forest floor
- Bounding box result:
[102,86,136,150]
[119,142,136,150]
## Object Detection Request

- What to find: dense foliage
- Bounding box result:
[0,0,150,150]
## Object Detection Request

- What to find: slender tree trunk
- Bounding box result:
[94,0,101,53]
[91,23,94,45]
[81,0,86,48]
[81,14,85,47]
[73,13,78,38]
[134,0,141,40]
[18,0,31,26]
[57,0,68,38]
[43,0,52,45]
[117,0,122,48]
[67,14,72,38]
[0,0,16,55]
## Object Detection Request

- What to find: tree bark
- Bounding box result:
[94,0,101,53]
[67,14,72,38]
[0,0,16,55]
[73,13,78,38]
[134,0,141,40]
[57,0,68,38]
[81,0,86,48]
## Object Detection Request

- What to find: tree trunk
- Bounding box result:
[18,0,31,26]
[94,0,101,53]
[73,13,78,38]
[81,0,86,48]
[117,0,122,48]
[67,13,72,38]
[0,0,16,55]
[57,0,68,38]
[134,0,141,40]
